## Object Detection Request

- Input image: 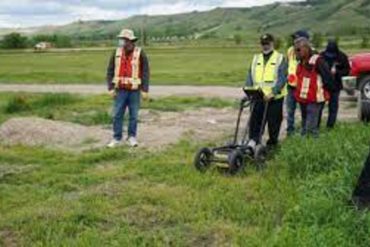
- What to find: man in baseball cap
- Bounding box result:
[286,30,311,136]
[292,30,310,41]
[244,33,288,151]
[261,33,274,42]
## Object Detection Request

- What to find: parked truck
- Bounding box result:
[342,53,370,122]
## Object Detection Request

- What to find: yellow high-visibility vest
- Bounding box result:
[250,50,286,98]
[287,46,298,87]
[113,46,142,90]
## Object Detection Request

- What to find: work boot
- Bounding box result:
[246,139,256,155]
[127,136,138,147]
[107,139,122,148]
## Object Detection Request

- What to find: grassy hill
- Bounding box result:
[29,0,370,42]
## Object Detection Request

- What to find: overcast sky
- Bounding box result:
[0,0,303,28]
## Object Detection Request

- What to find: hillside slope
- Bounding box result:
[38,0,370,40]
[0,0,369,41]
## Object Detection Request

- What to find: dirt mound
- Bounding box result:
[0,117,111,151]
[0,108,240,151]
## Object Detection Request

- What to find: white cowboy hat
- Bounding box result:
[117,29,138,41]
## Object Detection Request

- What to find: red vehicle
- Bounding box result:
[342,53,370,122]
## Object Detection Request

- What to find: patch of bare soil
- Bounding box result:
[138,107,242,148]
[0,229,18,247]
[0,102,358,152]
[0,117,111,151]
[0,108,240,151]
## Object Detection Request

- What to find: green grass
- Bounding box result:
[0,47,366,86]
[0,92,235,125]
[0,123,370,246]
[0,47,252,86]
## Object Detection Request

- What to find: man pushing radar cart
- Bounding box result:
[194,33,287,175]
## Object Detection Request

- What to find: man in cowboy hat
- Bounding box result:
[106,29,150,148]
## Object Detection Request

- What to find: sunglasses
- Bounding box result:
[295,48,301,53]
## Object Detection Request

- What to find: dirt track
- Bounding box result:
[0,84,242,98]
[0,84,357,101]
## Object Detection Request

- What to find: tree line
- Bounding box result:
[0,33,72,49]
[1,31,369,49]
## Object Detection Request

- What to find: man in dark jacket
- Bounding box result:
[319,40,350,129]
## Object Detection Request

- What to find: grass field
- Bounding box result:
[0,47,252,86]
[1,117,370,245]
[0,46,366,86]
[0,48,370,245]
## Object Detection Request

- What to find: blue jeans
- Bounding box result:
[112,90,141,141]
[286,87,297,134]
[300,102,324,138]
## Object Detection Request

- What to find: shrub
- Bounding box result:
[1,32,28,49]
[361,36,369,48]
[4,95,31,113]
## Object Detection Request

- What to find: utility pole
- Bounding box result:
[140,0,148,47]
[141,15,147,47]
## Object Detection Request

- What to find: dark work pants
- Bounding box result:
[318,91,340,128]
[353,149,370,204]
[249,98,284,146]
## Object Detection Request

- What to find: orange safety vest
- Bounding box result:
[295,55,330,104]
[113,47,142,90]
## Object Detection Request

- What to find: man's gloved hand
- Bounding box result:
[109,89,117,98]
[264,93,274,102]
[141,91,149,101]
